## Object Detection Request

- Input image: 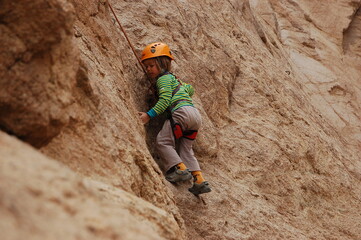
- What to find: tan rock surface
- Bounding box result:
[0,0,78,147]
[0,132,182,240]
[0,0,361,239]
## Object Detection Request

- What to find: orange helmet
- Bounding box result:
[141,42,174,62]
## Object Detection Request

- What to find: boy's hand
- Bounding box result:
[138,112,150,124]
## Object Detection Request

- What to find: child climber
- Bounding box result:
[138,42,211,195]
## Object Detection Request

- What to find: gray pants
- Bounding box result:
[156,106,202,172]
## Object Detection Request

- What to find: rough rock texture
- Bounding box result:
[0,0,79,147]
[1,0,361,239]
[0,132,181,240]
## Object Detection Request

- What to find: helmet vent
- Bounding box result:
[141,42,174,61]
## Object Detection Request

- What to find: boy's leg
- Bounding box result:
[178,138,211,194]
[156,119,183,172]
[178,138,201,172]
[173,106,202,172]
[178,139,206,184]
[173,107,211,194]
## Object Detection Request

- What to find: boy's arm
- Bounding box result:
[180,80,194,97]
[146,75,173,118]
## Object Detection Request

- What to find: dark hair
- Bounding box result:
[156,56,172,73]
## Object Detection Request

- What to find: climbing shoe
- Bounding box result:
[165,168,192,183]
[188,181,212,195]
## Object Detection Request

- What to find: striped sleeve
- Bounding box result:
[147,75,173,117]
[181,80,194,97]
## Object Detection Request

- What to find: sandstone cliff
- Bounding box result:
[1,0,361,239]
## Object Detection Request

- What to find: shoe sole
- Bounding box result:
[166,173,192,183]
[189,185,212,195]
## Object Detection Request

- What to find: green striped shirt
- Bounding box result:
[147,74,194,118]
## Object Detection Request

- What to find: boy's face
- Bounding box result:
[143,58,160,79]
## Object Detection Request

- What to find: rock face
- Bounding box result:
[1,0,361,239]
[0,0,78,147]
[0,132,182,240]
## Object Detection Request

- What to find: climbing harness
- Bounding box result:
[167,75,198,141]
[106,0,147,75]
[169,117,198,140]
